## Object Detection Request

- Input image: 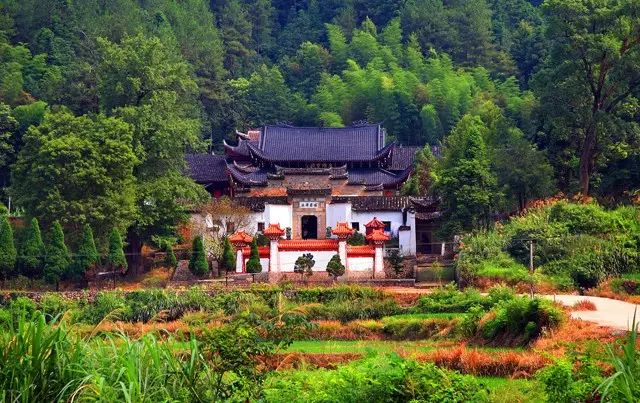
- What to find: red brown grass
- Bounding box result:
[413,347,549,378]
[572,300,597,311]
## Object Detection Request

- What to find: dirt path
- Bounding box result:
[543,294,639,331]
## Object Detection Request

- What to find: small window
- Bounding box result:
[257,222,265,233]
[351,222,360,231]
[383,221,392,232]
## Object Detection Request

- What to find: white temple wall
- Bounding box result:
[264,204,292,231]
[246,211,265,233]
[277,251,336,272]
[347,257,373,271]
[326,203,352,231]
[351,211,404,237]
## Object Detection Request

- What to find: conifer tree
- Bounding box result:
[108,228,127,272]
[44,221,69,290]
[73,224,98,279]
[0,214,16,279]
[245,238,262,282]
[220,236,236,284]
[20,217,45,278]
[164,241,177,268]
[189,235,209,276]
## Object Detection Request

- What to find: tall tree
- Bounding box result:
[73,224,98,280]
[11,109,137,242]
[96,34,208,268]
[435,115,499,238]
[0,103,17,191]
[535,0,640,195]
[43,221,69,290]
[19,217,45,278]
[219,0,256,76]
[0,214,16,279]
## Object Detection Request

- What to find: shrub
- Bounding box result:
[79,292,128,324]
[347,231,365,246]
[107,228,127,272]
[326,254,345,281]
[263,354,487,402]
[537,354,603,403]
[387,249,404,276]
[43,221,70,289]
[414,284,487,313]
[72,224,98,280]
[18,217,44,278]
[245,239,262,281]
[40,293,73,320]
[164,242,177,268]
[0,214,16,279]
[220,237,235,275]
[293,253,314,282]
[478,297,563,346]
[189,236,209,276]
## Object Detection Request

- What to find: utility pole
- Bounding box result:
[529,240,535,298]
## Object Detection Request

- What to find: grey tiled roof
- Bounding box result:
[347,167,412,187]
[389,146,419,170]
[185,154,228,184]
[227,165,269,186]
[250,124,388,162]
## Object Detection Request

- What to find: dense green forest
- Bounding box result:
[0,0,638,246]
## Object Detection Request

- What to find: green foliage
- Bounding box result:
[107,228,127,272]
[163,241,177,268]
[598,311,640,401]
[326,254,345,280]
[347,230,365,246]
[479,297,562,346]
[43,221,69,288]
[11,109,137,241]
[220,236,236,273]
[386,249,404,276]
[72,224,98,280]
[188,235,208,277]
[19,217,44,277]
[245,238,262,280]
[538,354,603,403]
[459,202,640,290]
[293,253,315,281]
[414,283,514,314]
[263,354,487,402]
[0,214,16,278]
[435,115,499,238]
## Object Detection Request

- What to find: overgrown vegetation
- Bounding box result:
[457,201,640,290]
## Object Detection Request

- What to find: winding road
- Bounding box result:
[543,294,639,331]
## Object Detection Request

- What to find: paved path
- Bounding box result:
[543,294,639,331]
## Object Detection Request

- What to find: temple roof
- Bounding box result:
[185,154,228,184]
[347,167,412,187]
[247,124,388,163]
[389,146,419,171]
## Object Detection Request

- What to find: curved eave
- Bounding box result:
[224,139,250,157]
[227,165,267,186]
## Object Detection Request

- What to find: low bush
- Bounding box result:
[536,354,603,403]
[478,297,563,346]
[262,354,488,402]
[302,298,401,322]
[381,317,457,340]
[414,284,515,314]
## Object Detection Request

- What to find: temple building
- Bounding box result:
[186,124,443,260]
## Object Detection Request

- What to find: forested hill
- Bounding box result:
[0,0,638,242]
